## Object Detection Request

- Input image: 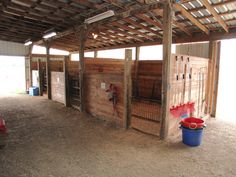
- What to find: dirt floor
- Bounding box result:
[0,94,236,177]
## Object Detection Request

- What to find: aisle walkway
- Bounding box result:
[0,94,236,177]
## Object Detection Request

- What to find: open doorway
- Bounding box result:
[217,39,236,123]
[0,56,25,94]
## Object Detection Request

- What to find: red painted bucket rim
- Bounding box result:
[180,117,205,129]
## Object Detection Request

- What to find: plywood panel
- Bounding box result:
[51,72,65,104]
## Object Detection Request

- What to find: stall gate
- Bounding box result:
[69,74,80,110]
[131,61,162,136]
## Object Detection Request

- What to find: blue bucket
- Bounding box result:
[181,126,203,146]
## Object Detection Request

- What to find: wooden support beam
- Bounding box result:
[37,58,43,96]
[28,45,33,88]
[187,0,236,13]
[123,18,162,38]
[134,46,140,97]
[45,40,52,100]
[211,41,221,117]
[124,49,132,129]
[152,9,191,36]
[207,41,216,115]
[174,3,209,35]
[135,14,163,30]
[199,0,229,33]
[35,1,164,45]
[94,51,98,58]
[205,41,213,114]
[112,21,154,41]
[63,56,70,107]
[160,1,173,140]
[75,27,88,112]
[105,25,144,42]
[206,40,221,116]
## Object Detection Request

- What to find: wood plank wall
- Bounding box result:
[136,61,162,100]
[168,54,209,137]
[85,58,125,126]
[31,61,63,72]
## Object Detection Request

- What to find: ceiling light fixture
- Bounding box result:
[84,10,115,24]
[24,40,32,46]
[43,32,57,39]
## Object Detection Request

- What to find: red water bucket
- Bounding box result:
[180,117,205,129]
[0,118,7,133]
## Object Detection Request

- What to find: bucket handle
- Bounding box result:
[189,122,197,129]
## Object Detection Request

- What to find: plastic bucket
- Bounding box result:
[181,126,203,146]
[181,117,205,129]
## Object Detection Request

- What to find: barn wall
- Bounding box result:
[0,40,29,56]
[68,58,126,126]
[176,42,209,58]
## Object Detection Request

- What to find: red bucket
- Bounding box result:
[0,118,7,133]
[180,117,205,129]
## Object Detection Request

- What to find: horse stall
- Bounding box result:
[65,53,209,138]
[130,54,210,137]
[30,52,209,138]
[30,55,67,104]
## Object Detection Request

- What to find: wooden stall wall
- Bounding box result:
[134,61,162,99]
[67,58,127,126]
[168,54,209,137]
[84,58,125,127]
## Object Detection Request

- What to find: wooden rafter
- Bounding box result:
[1,0,236,51]
[174,3,209,35]
[187,0,236,13]
[199,0,229,32]
[152,9,191,36]
[105,26,144,42]
[112,22,154,41]
[136,14,163,30]
[123,18,162,38]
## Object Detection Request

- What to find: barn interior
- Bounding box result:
[0,0,236,177]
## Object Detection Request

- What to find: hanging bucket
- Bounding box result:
[181,126,203,146]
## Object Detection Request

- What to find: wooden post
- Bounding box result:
[76,27,88,112]
[207,41,220,116]
[45,41,52,100]
[64,56,70,107]
[205,41,213,114]
[160,1,173,140]
[28,45,33,88]
[37,59,43,96]
[211,41,221,117]
[94,50,98,58]
[124,49,132,129]
[134,46,140,97]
